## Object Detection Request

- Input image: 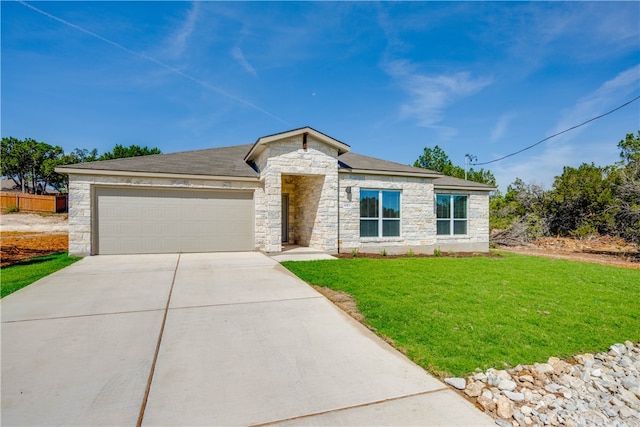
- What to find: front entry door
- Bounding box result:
[281,194,289,243]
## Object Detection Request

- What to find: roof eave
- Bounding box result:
[244,126,350,161]
[339,168,441,179]
[434,183,496,192]
[55,167,260,182]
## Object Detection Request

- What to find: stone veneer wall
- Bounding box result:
[338,173,436,254]
[338,173,491,254]
[281,176,296,244]
[433,192,490,252]
[253,135,339,253]
[66,174,263,257]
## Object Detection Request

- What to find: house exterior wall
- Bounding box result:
[67,133,491,257]
[433,191,490,252]
[253,135,339,252]
[338,173,436,254]
[66,174,263,257]
[337,173,491,254]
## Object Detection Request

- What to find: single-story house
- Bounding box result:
[56,127,495,257]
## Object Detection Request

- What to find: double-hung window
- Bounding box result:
[360,189,401,237]
[436,194,467,235]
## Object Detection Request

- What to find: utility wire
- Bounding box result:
[18,1,292,127]
[473,95,640,166]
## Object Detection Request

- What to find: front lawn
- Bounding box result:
[1,253,81,298]
[282,252,639,377]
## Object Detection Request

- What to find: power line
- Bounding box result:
[18,1,292,127]
[473,95,640,166]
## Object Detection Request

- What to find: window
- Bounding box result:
[436,194,467,235]
[360,190,400,237]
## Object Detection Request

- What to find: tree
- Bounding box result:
[98,144,161,160]
[46,148,99,193]
[413,145,496,186]
[1,137,64,194]
[613,131,640,245]
[489,178,549,244]
[1,137,31,192]
[546,163,617,237]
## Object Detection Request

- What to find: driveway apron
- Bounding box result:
[1,252,493,426]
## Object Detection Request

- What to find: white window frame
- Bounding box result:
[359,189,401,238]
[436,194,468,236]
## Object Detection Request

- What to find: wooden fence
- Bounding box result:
[0,192,68,213]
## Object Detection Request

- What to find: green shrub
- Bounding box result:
[350,248,359,257]
[434,248,442,257]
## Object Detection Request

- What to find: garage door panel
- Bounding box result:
[96,188,254,255]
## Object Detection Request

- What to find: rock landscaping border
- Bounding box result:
[445,342,640,426]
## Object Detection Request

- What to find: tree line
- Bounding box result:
[0,137,161,194]
[414,131,640,247]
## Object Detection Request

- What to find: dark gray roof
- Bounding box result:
[433,175,496,190]
[337,152,440,177]
[59,144,259,178]
[57,142,495,191]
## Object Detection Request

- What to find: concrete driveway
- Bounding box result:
[2,252,493,426]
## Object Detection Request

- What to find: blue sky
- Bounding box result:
[2,1,639,191]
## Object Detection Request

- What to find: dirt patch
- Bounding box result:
[1,232,68,267]
[312,285,364,322]
[498,236,640,270]
[1,213,69,267]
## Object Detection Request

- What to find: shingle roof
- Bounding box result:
[337,152,440,177]
[58,144,259,178]
[56,141,495,191]
[433,175,496,190]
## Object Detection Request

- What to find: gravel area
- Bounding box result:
[446,342,640,427]
[0,213,68,233]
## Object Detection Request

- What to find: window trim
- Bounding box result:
[359,189,401,238]
[436,194,468,236]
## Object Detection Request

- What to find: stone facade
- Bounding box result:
[432,192,490,252]
[338,173,435,254]
[252,135,339,253]
[66,131,491,256]
[66,174,263,256]
[337,174,490,254]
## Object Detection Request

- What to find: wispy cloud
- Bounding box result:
[490,112,517,143]
[550,64,640,141]
[383,59,492,128]
[18,1,290,126]
[165,2,200,59]
[490,65,640,189]
[231,46,257,76]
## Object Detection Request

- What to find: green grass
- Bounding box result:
[1,253,81,298]
[283,252,640,377]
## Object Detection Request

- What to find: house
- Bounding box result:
[56,127,495,257]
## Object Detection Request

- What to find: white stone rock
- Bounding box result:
[534,363,555,376]
[464,380,484,397]
[504,391,525,402]
[444,377,466,390]
[497,396,515,419]
[498,379,517,392]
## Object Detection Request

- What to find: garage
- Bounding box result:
[95,187,254,255]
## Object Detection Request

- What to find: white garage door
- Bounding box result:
[95,187,254,255]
